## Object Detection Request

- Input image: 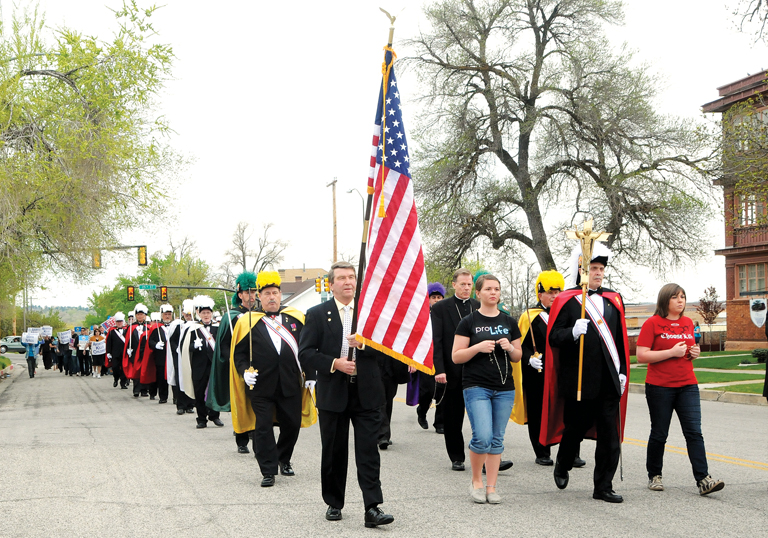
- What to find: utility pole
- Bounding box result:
[327,178,338,263]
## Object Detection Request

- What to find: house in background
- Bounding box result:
[703,72,768,350]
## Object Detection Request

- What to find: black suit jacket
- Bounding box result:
[298,298,385,413]
[187,323,218,382]
[148,324,171,367]
[431,295,480,388]
[548,289,628,400]
[105,327,126,361]
[233,312,305,398]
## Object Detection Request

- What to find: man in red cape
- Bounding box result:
[123,304,151,398]
[540,244,630,503]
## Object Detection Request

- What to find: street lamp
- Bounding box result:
[347,188,365,219]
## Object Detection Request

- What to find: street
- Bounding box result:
[0,359,766,538]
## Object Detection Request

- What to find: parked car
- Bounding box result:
[0,336,27,354]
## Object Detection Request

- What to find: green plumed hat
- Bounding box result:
[232,271,258,306]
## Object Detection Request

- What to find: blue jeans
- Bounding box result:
[645,383,709,482]
[463,387,515,455]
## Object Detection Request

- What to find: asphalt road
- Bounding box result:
[1,358,766,538]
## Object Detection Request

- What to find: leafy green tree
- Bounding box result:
[0,1,177,307]
[407,0,716,274]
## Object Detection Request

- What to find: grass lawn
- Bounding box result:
[712,383,766,395]
[630,351,765,370]
[0,356,10,369]
[629,369,764,385]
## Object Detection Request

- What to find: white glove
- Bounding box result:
[155,341,165,350]
[572,319,590,340]
[127,348,133,358]
[107,353,112,360]
[304,380,316,391]
[619,373,627,395]
[194,338,203,350]
[244,371,259,386]
[528,356,543,370]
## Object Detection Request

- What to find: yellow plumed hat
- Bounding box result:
[536,270,565,300]
[256,271,281,291]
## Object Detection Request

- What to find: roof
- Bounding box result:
[280,280,316,302]
[702,71,768,113]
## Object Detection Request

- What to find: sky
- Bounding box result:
[9,0,768,308]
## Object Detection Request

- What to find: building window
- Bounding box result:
[738,195,765,226]
[738,263,767,295]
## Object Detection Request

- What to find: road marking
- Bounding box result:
[625,437,768,471]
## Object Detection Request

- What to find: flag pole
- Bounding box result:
[349,9,396,347]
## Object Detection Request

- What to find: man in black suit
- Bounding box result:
[234,271,310,487]
[298,261,394,528]
[547,246,628,503]
[105,312,128,389]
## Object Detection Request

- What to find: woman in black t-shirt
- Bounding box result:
[453,274,522,504]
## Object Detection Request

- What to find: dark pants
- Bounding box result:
[26,357,36,377]
[147,360,169,401]
[235,431,252,448]
[193,376,219,425]
[377,376,399,444]
[417,371,444,428]
[523,373,550,458]
[112,362,128,388]
[442,382,466,463]
[557,390,621,493]
[132,377,143,396]
[250,384,302,476]
[645,383,709,482]
[318,382,383,511]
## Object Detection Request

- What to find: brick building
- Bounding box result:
[703,72,768,350]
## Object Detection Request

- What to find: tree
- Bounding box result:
[0,1,178,305]
[218,222,288,287]
[696,286,725,345]
[406,0,716,275]
[734,0,768,41]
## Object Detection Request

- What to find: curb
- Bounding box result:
[628,382,767,406]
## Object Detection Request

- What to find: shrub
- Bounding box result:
[751,349,768,363]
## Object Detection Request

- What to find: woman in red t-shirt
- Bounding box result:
[636,283,724,496]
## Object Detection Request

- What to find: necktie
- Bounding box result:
[340,305,351,359]
[588,289,601,296]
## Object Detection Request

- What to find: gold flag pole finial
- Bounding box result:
[565,218,611,401]
[379,8,396,45]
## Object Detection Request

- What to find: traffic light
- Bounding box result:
[91,250,101,269]
[160,286,168,301]
[138,245,148,266]
[323,277,330,292]
[127,286,135,301]
[315,277,322,293]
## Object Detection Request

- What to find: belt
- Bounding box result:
[349,375,357,384]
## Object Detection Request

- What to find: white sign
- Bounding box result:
[22,332,37,344]
[58,332,71,345]
[41,326,53,337]
[27,327,42,335]
[750,298,767,328]
[91,340,106,355]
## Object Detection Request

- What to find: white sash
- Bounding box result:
[576,295,621,373]
[539,312,549,325]
[198,326,215,351]
[114,328,125,344]
[261,315,302,374]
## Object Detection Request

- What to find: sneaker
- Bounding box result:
[648,475,664,491]
[697,475,724,496]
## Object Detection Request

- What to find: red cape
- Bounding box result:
[539,288,630,446]
[103,327,114,368]
[122,324,148,379]
[140,322,163,384]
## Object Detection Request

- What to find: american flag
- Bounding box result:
[356,46,434,374]
[101,317,117,332]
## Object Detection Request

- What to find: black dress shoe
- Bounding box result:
[133,393,139,398]
[435,426,444,434]
[185,408,195,414]
[113,380,118,387]
[279,462,295,476]
[554,460,569,489]
[176,409,185,415]
[150,396,156,400]
[451,461,465,471]
[593,490,623,503]
[417,415,428,429]
[535,456,554,466]
[196,422,207,429]
[261,475,275,487]
[325,506,342,521]
[237,446,249,454]
[378,439,390,450]
[121,385,128,389]
[572,457,586,468]
[364,507,394,528]
[158,399,167,404]
[211,418,224,427]
[499,460,513,471]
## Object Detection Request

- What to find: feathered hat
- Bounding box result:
[134,303,149,314]
[113,312,125,322]
[160,304,173,313]
[128,311,135,318]
[567,243,612,288]
[233,271,258,306]
[182,299,194,315]
[193,295,214,312]
[256,271,281,292]
[150,312,161,322]
[427,282,447,298]
[536,270,565,300]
